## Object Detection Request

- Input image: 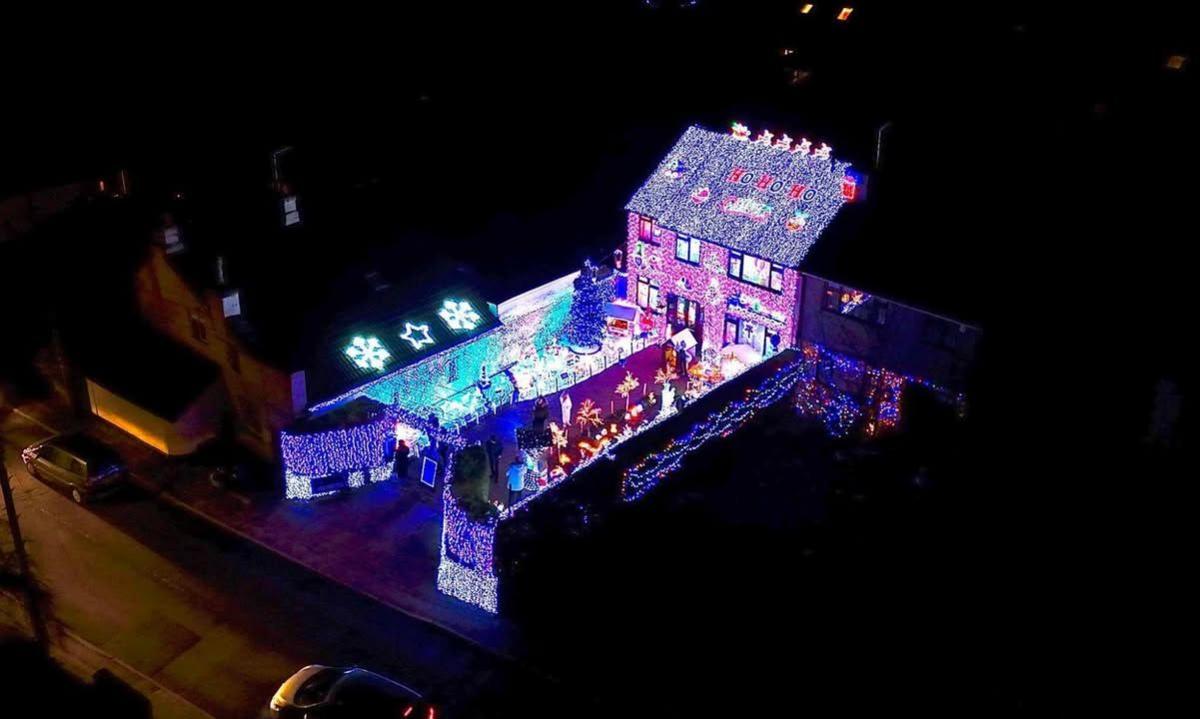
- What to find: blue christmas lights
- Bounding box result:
[622,356,808,502]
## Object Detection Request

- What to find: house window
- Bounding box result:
[675,234,701,264]
[636,276,660,309]
[227,344,241,374]
[922,317,961,351]
[189,311,207,343]
[671,296,701,330]
[823,284,887,325]
[639,216,654,242]
[727,250,785,292]
[724,316,739,345]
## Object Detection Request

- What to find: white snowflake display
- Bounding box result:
[399,322,436,350]
[437,299,482,331]
[345,336,391,371]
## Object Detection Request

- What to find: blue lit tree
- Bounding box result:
[563,260,613,352]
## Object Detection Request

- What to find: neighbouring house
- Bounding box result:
[84,327,223,455]
[134,240,308,461]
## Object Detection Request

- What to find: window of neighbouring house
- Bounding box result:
[823,284,888,325]
[189,311,207,343]
[675,234,701,264]
[728,250,784,292]
[922,316,961,351]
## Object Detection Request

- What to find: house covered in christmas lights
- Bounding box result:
[623,123,978,408]
[624,123,857,363]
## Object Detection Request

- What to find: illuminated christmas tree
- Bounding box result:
[563,260,614,352]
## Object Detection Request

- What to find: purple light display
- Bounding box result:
[626,212,800,354]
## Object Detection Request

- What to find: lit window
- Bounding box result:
[675,235,701,264]
[837,7,853,21]
[800,3,814,14]
[639,216,654,241]
[1166,55,1187,71]
[728,250,784,292]
[742,255,772,287]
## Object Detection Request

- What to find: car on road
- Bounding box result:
[268,665,438,719]
[21,434,127,503]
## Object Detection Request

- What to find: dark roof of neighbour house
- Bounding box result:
[84,325,220,421]
[802,176,984,327]
[626,124,856,267]
[304,281,502,404]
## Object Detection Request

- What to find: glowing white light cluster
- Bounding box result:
[437,299,482,331]
[399,322,435,350]
[345,336,391,371]
[437,556,498,614]
[626,124,852,267]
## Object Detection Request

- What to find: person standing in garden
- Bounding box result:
[506,456,526,508]
[485,435,503,483]
[532,395,549,429]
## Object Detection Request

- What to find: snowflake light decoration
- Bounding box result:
[438,299,482,331]
[345,336,391,371]
[399,322,435,350]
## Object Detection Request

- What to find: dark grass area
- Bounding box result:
[500,374,1017,714]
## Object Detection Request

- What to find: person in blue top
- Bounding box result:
[506,457,526,508]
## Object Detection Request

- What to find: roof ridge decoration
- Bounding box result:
[626,122,859,267]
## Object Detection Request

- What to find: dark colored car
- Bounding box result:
[269,665,438,719]
[21,434,127,503]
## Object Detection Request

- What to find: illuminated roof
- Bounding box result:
[306,287,501,402]
[626,124,855,267]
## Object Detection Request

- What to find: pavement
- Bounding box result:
[1,404,583,719]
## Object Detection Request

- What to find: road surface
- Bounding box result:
[1,408,579,718]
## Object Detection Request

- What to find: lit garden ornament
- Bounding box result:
[438,299,482,331]
[345,336,392,371]
[615,371,640,411]
[399,322,435,350]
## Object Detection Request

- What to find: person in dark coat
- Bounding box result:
[485,435,503,483]
[532,396,549,429]
[393,440,411,480]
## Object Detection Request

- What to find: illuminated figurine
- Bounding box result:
[660,380,677,416]
[559,391,573,426]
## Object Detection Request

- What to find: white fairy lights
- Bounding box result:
[399,322,435,350]
[626,124,852,268]
[345,336,391,371]
[438,299,482,331]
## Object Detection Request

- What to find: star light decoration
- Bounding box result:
[345,336,392,371]
[438,299,482,331]
[625,124,853,267]
[399,322,435,350]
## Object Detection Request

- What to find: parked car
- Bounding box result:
[21,434,127,504]
[268,665,438,719]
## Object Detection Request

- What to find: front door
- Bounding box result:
[668,295,704,351]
